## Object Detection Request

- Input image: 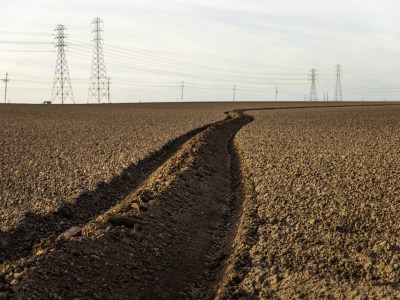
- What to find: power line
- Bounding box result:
[67,35,308,81]
[51,25,74,104]
[5,23,393,101]
[65,38,310,86]
[0,41,53,44]
[0,31,52,36]
[233,84,236,102]
[0,50,54,52]
[88,18,108,104]
[69,50,308,86]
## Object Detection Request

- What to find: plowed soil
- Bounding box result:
[0,103,235,263]
[0,104,226,231]
[2,112,252,299]
[219,105,400,299]
[1,102,399,299]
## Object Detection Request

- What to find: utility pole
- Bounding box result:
[51,25,74,104]
[2,73,9,104]
[309,68,318,101]
[107,77,111,104]
[275,87,278,101]
[181,81,184,101]
[88,18,108,104]
[233,84,236,102]
[323,92,329,101]
[334,64,343,101]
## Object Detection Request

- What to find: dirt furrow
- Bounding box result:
[1,112,252,299]
[0,120,218,264]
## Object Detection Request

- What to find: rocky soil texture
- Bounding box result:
[0,103,238,262]
[1,102,398,299]
[1,109,252,299]
[219,105,400,299]
[0,103,228,231]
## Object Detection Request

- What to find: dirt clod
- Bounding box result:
[58,227,82,240]
[105,215,136,228]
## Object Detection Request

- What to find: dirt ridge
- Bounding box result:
[0,118,221,264]
[1,111,252,299]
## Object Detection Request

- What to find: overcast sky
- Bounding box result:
[1,0,400,103]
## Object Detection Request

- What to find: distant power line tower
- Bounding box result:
[51,25,74,104]
[309,68,318,101]
[88,18,109,104]
[334,64,343,101]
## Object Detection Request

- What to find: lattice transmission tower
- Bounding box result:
[51,25,74,104]
[309,68,318,101]
[334,64,343,101]
[88,18,109,103]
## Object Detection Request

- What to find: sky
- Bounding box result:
[1,0,400,103]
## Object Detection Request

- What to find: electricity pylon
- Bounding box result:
[51,25,74,104]
[88,18,109,104]
[309,69,318,101]
[334,64,343,101]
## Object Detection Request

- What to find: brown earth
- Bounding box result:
[1,109,252,299]
[0,101,355,262]
[1,102,399,299]
[1,103,245,263]
[218,105,400,299]
[0,103,227,232]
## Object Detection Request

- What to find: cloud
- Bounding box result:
[1,0,400,102]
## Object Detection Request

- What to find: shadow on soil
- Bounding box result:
[0,121,218,263]
[1,102,399,263]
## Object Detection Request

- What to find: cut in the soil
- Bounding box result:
[1,112,252,299]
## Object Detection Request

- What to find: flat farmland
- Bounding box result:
[0,101,346,231]
[220,105,400,299]
[1,102,399,299]
[0,103,234,229]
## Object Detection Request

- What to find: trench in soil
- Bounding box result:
[3,103,399,299]
[0,102,392,263]
[1,112,253,299]
[4,103,399,299]
[0,120,220,263]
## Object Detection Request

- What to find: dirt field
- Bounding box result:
[219,105,400,299]
[1,102,399,299]
[0,103,227,229]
